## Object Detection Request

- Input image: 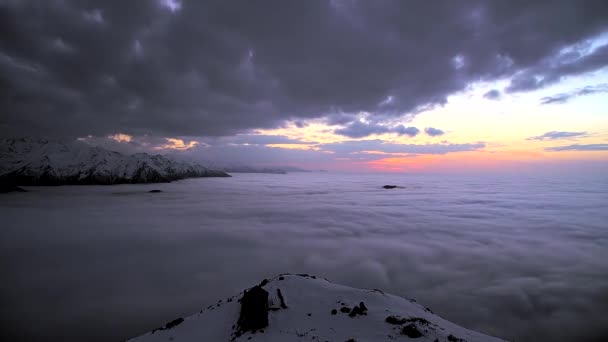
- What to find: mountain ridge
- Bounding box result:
[0,138,230,185]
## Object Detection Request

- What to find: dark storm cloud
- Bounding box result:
[424,127,445,137]
[1,0,608,137]
[77,133,484,166]
[539,83,608,104]
[293,120,308,128]
[209,134,311,146]
[527,131,589,141]
[483,89,501,100]
[545,143,608,151]
[334,121,419,138]
[324,113,360,126]
[506,43,608,93]
[334,121,390,138]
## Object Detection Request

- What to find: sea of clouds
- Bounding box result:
[1,172,607,341]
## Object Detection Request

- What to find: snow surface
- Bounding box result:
[129,274,506,342]
[0,138,228,184]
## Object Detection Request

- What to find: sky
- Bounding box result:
[1,0,608,172]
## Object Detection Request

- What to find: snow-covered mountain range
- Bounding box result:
[0,138,230,185]
[129,274,505,342]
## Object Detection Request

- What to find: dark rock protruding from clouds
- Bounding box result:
[383,185,404,189]
[0,184,27,193]
[1,1,607,138]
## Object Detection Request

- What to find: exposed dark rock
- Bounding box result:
[148,189,162,193]
[447,334,467,342]
[340,307,351,313]
[259,279,269,287]
[348,302,368,317]
[307,313,312,316]
[152,317,184,333]
[164,318,184,329]
[236,286,269,334]
[358,302,367,311]
[279,276,285,280]
[277,288,287,309]
[383,185,399,189]
[401,324,423,338]
[407,317,430,325]
[331,309,337,315]
[386,315,430,326]
[385,315,407,325]
[0,184,27,193]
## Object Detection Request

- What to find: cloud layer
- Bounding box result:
[540,83,608,104]
[334,121,420,138]
[527,131,589,141]
[1,174,607,341]
[1,1,608,137]
[546,143,608,151]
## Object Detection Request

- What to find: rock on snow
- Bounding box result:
[129,274,506,342]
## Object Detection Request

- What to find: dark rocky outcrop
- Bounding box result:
[148,190,162,193]
[401,323,423,338]
[383,185,404,189]
[386,315,407,325]
[277,289,288,309]
[349,302,368,317]
[236,286,269,334]
[0,184,27,193]
[386,315,430,325]
[152,317,184,334]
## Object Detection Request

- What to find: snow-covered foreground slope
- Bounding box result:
[0,138,229,185]
[130,274,506,342]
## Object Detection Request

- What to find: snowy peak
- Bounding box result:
[129,274,506,342]
[0,138,230,185]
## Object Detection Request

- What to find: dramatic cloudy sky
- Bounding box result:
[1,0,608,172]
